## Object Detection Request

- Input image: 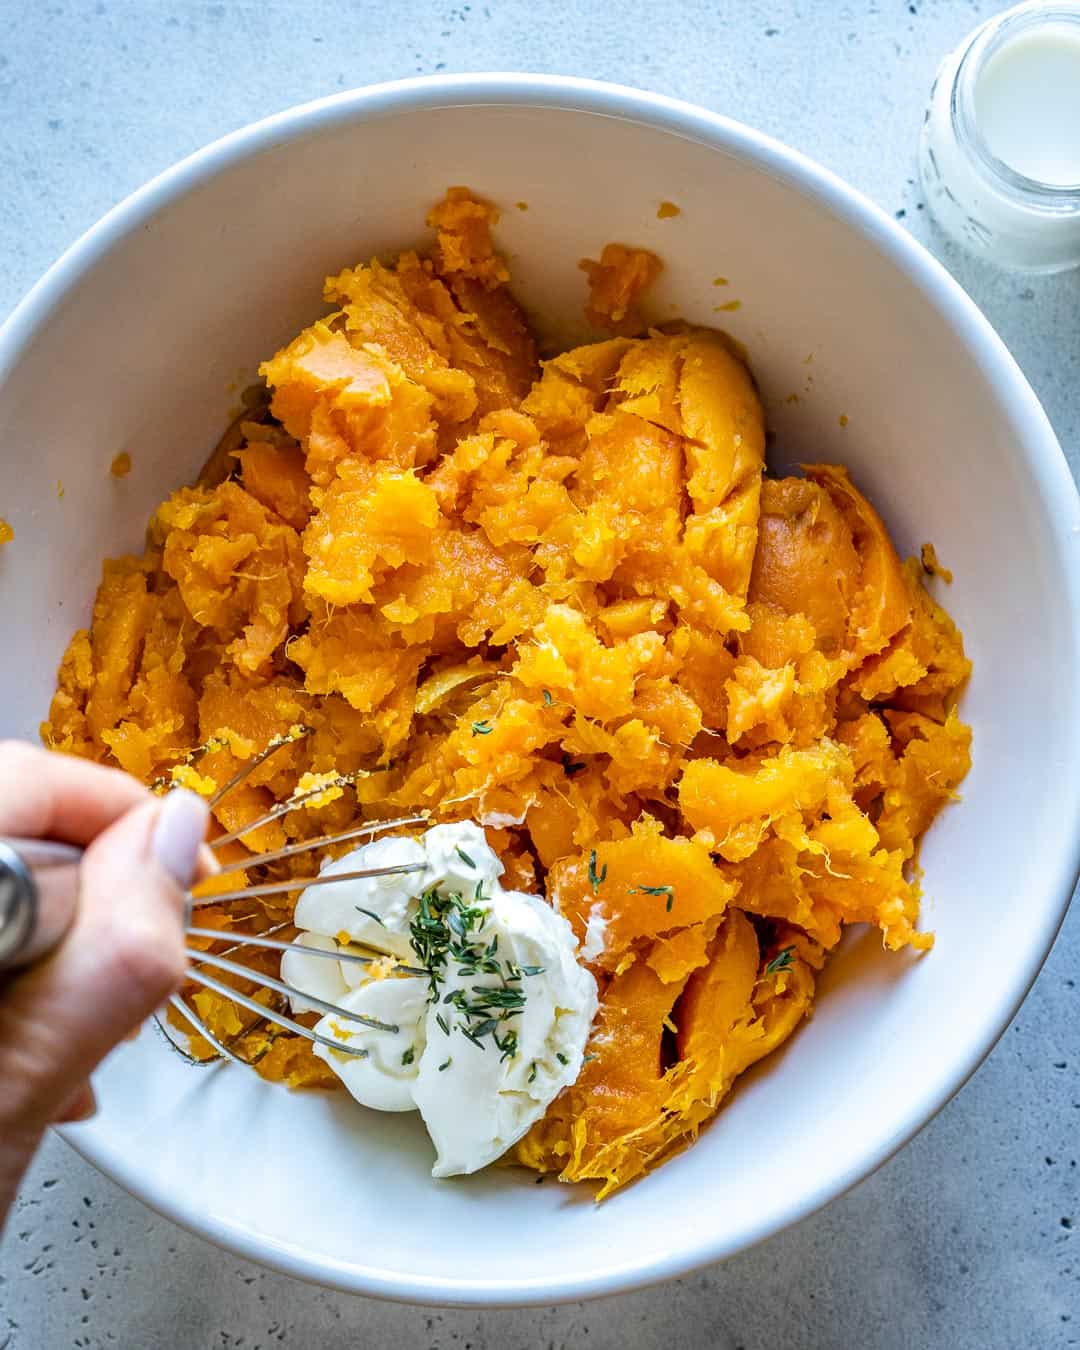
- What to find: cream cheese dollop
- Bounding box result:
[284,822,598,1177]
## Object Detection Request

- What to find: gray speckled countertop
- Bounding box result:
[1,2,1078,1346]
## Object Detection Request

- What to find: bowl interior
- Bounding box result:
[1,81,1078,1303]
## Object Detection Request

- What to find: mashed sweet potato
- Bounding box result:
[43,188,971,1198]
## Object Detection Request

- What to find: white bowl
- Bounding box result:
[2,75,1079,1306]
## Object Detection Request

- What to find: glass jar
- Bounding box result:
[918,2,1080,273]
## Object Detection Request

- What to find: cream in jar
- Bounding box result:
[918,3,1080,272]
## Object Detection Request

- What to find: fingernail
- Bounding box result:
[57,1082,98,1124]
[69,1085,98,1123]
[195,842,220,879]
[152,789,210,887]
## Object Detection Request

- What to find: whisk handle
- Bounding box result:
[0,837,82,974]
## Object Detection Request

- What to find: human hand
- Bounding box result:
[0,743,212,1223]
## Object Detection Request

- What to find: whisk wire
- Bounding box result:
[186,967,371,1058]
[190,862,425,907]
[189,946,401,1033]
[207,724,313,809]
[163,995,248,1067]
[214,814,428,875]
[210,770,374,851]
[185,925,426,978]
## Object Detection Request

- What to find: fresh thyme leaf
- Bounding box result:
[446,908,467,941]
[471,719,493,736]
[401,1047,415,1066]
[407,883,532,1059]
[455,845,476,869]
[562,754,587,777]
[556,1052,569,1066]
[626,883,677,913]
[409,887,491,996]
[520,964,545,976]
[528,1061,538,1084]
[439,1057,452,1072]
[470,985,526,1010]
[765,945,796,975]
[588,849,608,895]
[542,689,554,707]
[494,1029,519,1061]
[582,1053,597,1064]
[353,905,386,927]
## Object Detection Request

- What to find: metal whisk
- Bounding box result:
[0,729,432,1069]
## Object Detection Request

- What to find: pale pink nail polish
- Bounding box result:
[151,789,210,887]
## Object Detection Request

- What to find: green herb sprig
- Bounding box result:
[407,884,532,1070]
[354,905,386,927]
[765,945,795,976]
[629,883,675,913]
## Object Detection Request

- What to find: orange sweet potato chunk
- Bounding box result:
[549,818,737,968]
[749,477,861,657]
[303,469,441,607]
[43,187,970,1201]
[679,741,851,861]
[515,910,815,1196]
[157,481,306,677]
[428,186,511,289]
[325,259,478,425]
[580,243,662,333]
[236,439,312,530]
[749,466,910,665]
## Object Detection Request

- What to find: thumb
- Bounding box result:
[0,790,209,1133]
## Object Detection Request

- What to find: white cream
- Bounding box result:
[283,822,597,1177]
[581,901,609,963]
[317,978,428,1113]
[293,834,426,959]
[919,4,1080,273]
[479,808,529,828]
[280,932,349,1015]
[975,24,1080,187]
